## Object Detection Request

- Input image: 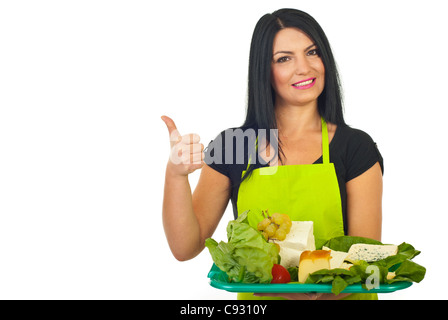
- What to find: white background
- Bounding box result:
[0,0,447,299]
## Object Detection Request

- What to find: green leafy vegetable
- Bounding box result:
[306,268,362,295]
[306,236,426,294]
[375,242,421,269]
[205,211,279,284]
[387,260,426,284]
[322,235,383,252]
[287,267,298,282]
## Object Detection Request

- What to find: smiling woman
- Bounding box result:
[242,9,345,173]
[162,8,383,301]
[270,28,326,120]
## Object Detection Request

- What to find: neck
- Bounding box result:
[274,102,321,139]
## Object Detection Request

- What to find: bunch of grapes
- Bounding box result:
[257,210,292,241]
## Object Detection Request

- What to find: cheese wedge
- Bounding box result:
[322,246,349,269]
[387,272,396,280]
[270,221,315,251]
[270,221,316,268]
[340,262,353,270]
[298,250,331,283]
[346,244,398,262]
[277,246,302,268]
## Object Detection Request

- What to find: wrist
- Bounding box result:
[165,161,189,180]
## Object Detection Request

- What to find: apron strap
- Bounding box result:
[246,117,330,169]
[321,117,330,164]
[246,136,258,171]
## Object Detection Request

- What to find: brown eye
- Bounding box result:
[307,49,320,56]
[276,56,290,63]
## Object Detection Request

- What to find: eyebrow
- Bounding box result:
[273,43,317,56]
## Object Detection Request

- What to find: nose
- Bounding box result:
[294,55,311,76]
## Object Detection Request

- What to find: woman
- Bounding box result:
[161,8,383,300]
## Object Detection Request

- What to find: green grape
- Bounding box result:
[282,216,292,229]
[274,229,287,241]
[271,212,284,225]
[257,218,271,231]
[278,223,291,234]
[265,223,277,237]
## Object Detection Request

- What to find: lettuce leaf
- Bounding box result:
[205,211,279,283]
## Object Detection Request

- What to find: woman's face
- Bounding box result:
[271,28,325,109]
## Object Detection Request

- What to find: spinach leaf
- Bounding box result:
[387,260,426,284]
[307,236,426,294]
[322,236,383,252]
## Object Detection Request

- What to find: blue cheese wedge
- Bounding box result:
[346,244,398,262]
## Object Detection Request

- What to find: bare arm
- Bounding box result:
[161,116,231,261]
[346,162,383,241]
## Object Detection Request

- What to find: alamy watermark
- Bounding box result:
[365,265,381,290]
[169,128,279,175]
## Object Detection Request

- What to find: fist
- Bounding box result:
[161,115,205,176]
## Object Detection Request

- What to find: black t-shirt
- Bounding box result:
[204,124,384,234]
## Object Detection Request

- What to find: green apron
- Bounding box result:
[236,117,377,300]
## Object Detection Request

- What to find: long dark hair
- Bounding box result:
[242,8,345,179]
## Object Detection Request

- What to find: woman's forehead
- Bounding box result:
[273,28,314,52]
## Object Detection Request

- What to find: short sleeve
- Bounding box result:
[204,131,230,178]
[345,129,384,182]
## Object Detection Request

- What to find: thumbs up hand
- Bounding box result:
[161,115,205,176]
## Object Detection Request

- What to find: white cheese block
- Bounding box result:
[271,221,315,251]
[346,244,398,262]
[322,246,349,269]
[340,262,353,270]
[270,221,316,269]
[278,247,302,268]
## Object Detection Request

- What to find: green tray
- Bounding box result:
[208,264,413,293]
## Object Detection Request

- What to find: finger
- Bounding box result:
[181,133,200,144]
[253,292,312,300]
[190,152,204,164]
[307,293,317,300]
[180,143,204,155]
[308,292,325,300]
[161,115,181,145]
[177,152,203,165]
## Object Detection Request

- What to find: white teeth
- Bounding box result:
[293,79,314,87]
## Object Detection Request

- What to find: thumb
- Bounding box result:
[161,115,181,145]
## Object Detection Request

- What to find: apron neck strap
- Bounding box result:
[246,117,330,169]
[321,117,330,164]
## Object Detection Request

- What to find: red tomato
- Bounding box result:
[271,264,291,283]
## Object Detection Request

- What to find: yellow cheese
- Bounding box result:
[298,250,331,283]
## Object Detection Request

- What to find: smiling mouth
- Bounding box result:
[292,78,316,88]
